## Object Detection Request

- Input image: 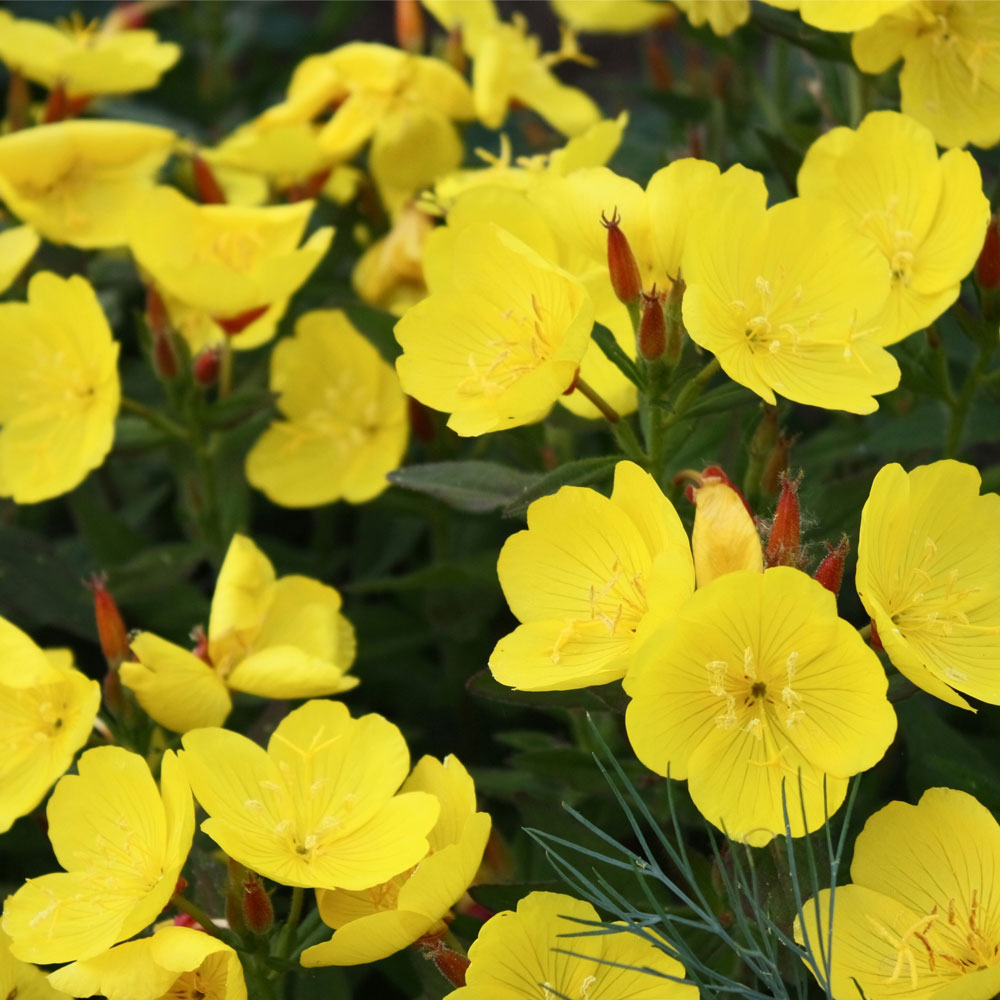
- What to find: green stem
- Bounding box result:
[612,419,647,465]
[272,885,305,959]
[171,894,240,947]
[120,397,187,441]
[574,376,620,423]
[946,347,993,458]
[219,338,234,399]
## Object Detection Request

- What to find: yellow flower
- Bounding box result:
[0,272,120,504]
[0,120,175,248]
[127,186,333,340]
[0,11,180,97]
[423,0,602,136]
[0,929,68,1000]
[180,699,439,890]
[689,471,763,588]
[682,171,900,413]
[797,788,1000,1000]
[301,754,491,966]
[672,0,750,35]
[353,205,433,315]
[446,891,696,1000]
[49,926,246,1000]
[761,0,910,31]
[0,224,39,295]
[798,111,989,344]
[394,221,593,435]
[856,460,1000,711]
[246,310,408,508]
[121,533,357,733]
[626,567,897,846]
[550,0,670,34]
[2,747,194,965]
[0,618,100,834]
[491,461,694,691]
[853,2,1000,149]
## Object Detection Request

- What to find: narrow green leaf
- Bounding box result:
[591,323,644,389]
[388,461,541,513]
[502,455,618,518]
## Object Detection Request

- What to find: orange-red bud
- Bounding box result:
[192,347,221,387]
[813,536,849,597]
[601,208,642,305]
[638,290,666,361]
[215,304,269,336]
[765,472,801,568]
[396,0,426,52]
[192,154,226,205]
[420,935,470,988]
[977,215,1000,291]
[241,872,274,935]
[86,575,131,670]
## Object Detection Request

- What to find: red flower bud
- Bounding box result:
[192,347,221,387]
[638,290,666,361]
[396,0,426,52]
[765,472,802,568]
[420,935,470,988]
[192,154,227,205]
[812,536,849,597]
[86,575,131,670]
[601,208,642,305]
[241,873,274,936]
[215,304,269,336]
[977,215,1000,291]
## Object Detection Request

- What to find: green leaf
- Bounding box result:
[591,323,644,389]
[466,669,619,712]
[203,389,277,429]
[468,882,562,913]
[501,455,619,518]
[346,552,497,594]
[388,461,540,513]
[750,4,853,62]
[671,380,757,419]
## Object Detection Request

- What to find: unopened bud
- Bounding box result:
[152,328,179,380]
[193,347,221,387]
[396,0,426,52]
[420,935,470,988]
[977,215,1000,291]
[764,472,802,568]
[241,872,274,936]
[638,290,666,361]
[86,574,130,670]
[813,536,849,597]
[192,154,226,205]
[601,208,642,306]
[43,84,68,123]
[215,304,269,336]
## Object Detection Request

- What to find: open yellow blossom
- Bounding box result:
[682,172,899,413]
[0,617,100,833]
[856,461,1000,711]
[1,930,67,1000]
[0,224,39,295]
[128,186,332,339]
[760,0,910,31]
[0,121,175,248]
[2,747,194,965]
[0,272,120,504]
[491,461,694,691]
[550,0,669,34]
[423,0,602,136]
[626,567,897,846]
[673,0,750,35]
[302,754,491,966]
[246,310,408,508]
[0,10,180,97]
[797,788,1000,1000]
[446,891,697,1000]
[49,926,246,1000]
[395,222,593,435]
[180,699,439,890]
[122,533,357,733]
[853,2,1000,149]
[798,111,989,344]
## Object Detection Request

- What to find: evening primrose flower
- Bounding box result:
[491,461,694,691]
[0,930,67,1000]
[798,111,989,344]
[446,891,697,1000]
[0,121,175,248]
[760,0,910,31]
[0,618,100,833]
[394,221,593,435]
[246,310,408,508]
[0,272,120,504]
[49,926,246,1000]
[180,699,439,890]
[626,567,897,846]
[856,461,1000,711]
[0,10,180,97]
[122,533,357,733]
[853,2,1000,149]
[301,755,491,966]
[127,186,333,345]
[672,0,750,35]
[797,788,1000,1000]
[2,747,194,965]
[0,224,39,294]
[682,172,899,413]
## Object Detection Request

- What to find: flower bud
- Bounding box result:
[813,536,849,597]
[241,872,274,936]
[601,209,642,306]
[637,290,666,361]
[764,472,802,568]
[396,0,426,52]
[420,935,470,988]
[192,154,226,205]
[152,328,179,380]
[192,347,221,387]
[86,574,130,670]
[215,304,269,336]
[977,215,1000,291]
